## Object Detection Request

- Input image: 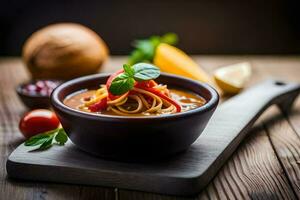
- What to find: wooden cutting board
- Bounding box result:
[6,80,300,196]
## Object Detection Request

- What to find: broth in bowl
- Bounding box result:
[64,88,206,116]
[63,63,207,116]
[51,63,219,159]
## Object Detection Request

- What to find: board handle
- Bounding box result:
[202,79,300,158]
[220,79,300,117]
[259,79,299,113]
[199,79,300,183]
[274,81,300,113]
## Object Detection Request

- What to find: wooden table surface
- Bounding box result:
[0,56,300,200]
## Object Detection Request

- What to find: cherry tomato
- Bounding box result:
[19,109,60,138]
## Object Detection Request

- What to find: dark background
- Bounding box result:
[0,0,300,55]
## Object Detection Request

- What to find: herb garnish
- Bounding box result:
[25,128,68,151]
[127,33,178,65]
[109,63,160,95]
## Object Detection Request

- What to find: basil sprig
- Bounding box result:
[109,63,160,95]
[25,128,68,151]
[127,33,178,65]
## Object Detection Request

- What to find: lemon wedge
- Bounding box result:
[154,43,213,84]
[214,62,252,94]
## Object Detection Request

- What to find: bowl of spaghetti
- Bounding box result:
[51,63,219,161]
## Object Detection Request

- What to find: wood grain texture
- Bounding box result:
[263,104,300,199]
[258,58,300,199]
[200,57,300,200]
[119,121,298,200]
[0,58,115,200]
[1,56,300,199]
[6,79,299,196]
[201,124,296,200]
[0,58,34,200]
[31,184,115,200]
[118,56,300,199]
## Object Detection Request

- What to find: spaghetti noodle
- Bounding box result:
[64,63,206,116]
[81,82,178,116]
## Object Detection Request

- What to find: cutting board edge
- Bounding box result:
[6,149,208,196]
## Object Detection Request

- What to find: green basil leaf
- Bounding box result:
[149,36,161,48]
[127,33,178,65]
[39,136,54,150]
[123,64,134,77]
[131,36,159,63]
[55,128,68,145]
[25,135,50,146]
[134,39,155,59]
[109,73,135,95]
[138,37,160,59]
[25,128,68,151]
[160,33,178,45]
[127,49,147,66]
[132,63,160,81]
[25,128,59,146]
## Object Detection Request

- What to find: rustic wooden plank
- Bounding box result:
[198,55,300,200]
[256,55,300,198]
[1,56,299,199]
[0,58,35,200]
[286,100,300,198]
[199,56,300,200]
[7,70,300,196]
[118,56,300,199]
[263,103,300,199]
[118,191,194,200]
[288,100,300,136]
[200,123,296,200]
[0,58,115,200]
[32,184,115,200]
[119,124,296,200]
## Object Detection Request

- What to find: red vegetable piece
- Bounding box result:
[88,98,108,112]
[129,90,138,95]
[19,109,60,138]
[135,80,158,88]
[108,92,119,101]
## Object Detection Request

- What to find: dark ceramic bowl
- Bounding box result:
[16,80,62,109]
[51,73,219,161]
